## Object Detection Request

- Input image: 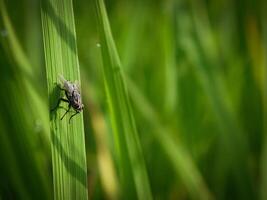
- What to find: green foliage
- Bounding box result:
[40,0,88,199]
[0,0,51,199]
[94,0,152,199]
[0,0,266,199]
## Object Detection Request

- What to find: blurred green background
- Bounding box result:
[0,0,266,199]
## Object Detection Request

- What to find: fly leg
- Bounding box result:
[61,104,71,120]
[51,98,69,112]
[69,111,79,123]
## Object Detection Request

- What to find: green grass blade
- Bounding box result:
[41,0,88,199]
[0,2,51,199]
[127,78,213,200]
[0,33,51,200]
[0,0,50,139]
[94,0,152,199]
[260,2,267,200]
[82,75,119,199]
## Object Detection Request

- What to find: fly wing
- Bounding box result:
[58,74,74,94]
[58,74,67,88]
[74,80,81,92]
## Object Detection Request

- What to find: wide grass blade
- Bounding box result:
[41,0,88,199]
[94,0,152,199]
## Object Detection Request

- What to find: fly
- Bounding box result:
[51,75,84,123]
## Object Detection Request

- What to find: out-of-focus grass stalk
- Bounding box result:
[41,0,88,199]
[161,3,177,116]
[92,112,118,199]
[0,38,51,200]
[0,2,51,199]
[260,1,267,200]
[120,4,145,71]
[0,117,30,200]
[0,0,49,138]
[188,0,253,198]
[82,77,119,199]
[0,0,32,76]
[245,17,265,92]
[94,0,152,199]
[126,78,213,200]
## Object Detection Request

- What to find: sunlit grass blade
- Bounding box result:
[41,0,88,199]
[94,0,152,199]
